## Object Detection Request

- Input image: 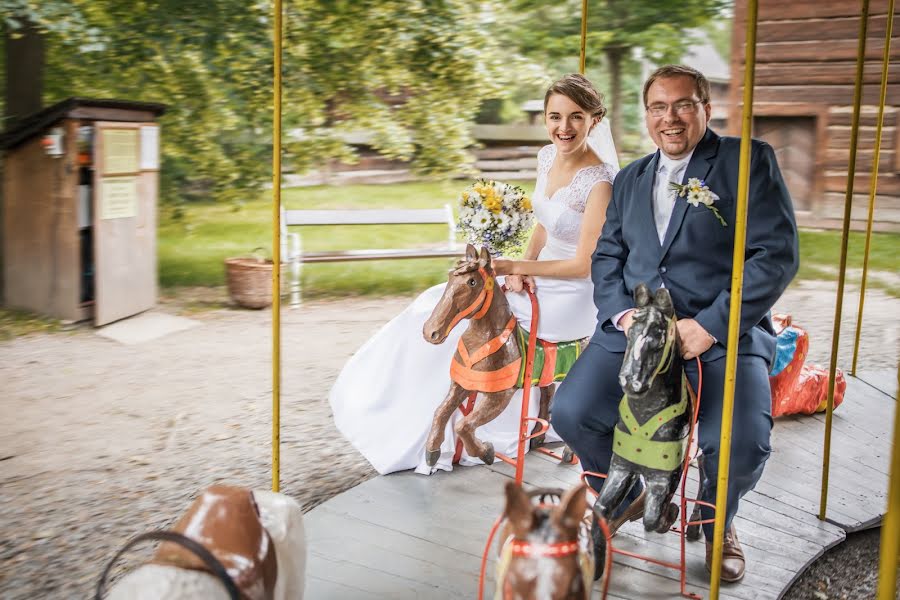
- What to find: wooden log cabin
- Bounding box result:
[730,0,900,231]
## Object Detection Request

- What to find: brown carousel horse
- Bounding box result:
[96,485,306,600]
[422,244,586,467]
[494,482,593,600]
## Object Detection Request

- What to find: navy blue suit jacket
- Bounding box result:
[591,129,799,364]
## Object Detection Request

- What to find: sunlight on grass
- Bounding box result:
[159,179,534,294]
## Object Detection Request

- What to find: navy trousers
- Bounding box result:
[551,341,773,540]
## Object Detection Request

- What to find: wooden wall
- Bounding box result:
[2,119,82,320]
[730,0,900,230]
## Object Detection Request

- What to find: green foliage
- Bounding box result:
[5,1,532,205]
[499,0,728,144]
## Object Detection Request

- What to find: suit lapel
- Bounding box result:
[659,129,719,260]
[637,152,662,253]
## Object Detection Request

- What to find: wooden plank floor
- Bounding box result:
[304,375,894,599]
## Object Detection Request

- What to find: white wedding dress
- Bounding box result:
[329,144,618,475]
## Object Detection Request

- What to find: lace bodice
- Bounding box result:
[533,144,617,248]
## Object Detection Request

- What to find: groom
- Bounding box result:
[551,64,798,582]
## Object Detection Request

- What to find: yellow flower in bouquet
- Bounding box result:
[457,179,535,256]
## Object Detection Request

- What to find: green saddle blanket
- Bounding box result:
[514,327,584,388]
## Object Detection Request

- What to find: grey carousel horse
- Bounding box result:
[591,284,693,578]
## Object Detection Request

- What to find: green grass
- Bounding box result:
[795,230,900,297]
[158,181,900,298]
[0,308,60,341]
[159,179,534,298]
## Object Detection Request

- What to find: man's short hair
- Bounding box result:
[643,65,711,107]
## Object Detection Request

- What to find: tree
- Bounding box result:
[2,0,532,206]
[501,0,727,144]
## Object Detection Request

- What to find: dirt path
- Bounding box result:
[0,281,897,598]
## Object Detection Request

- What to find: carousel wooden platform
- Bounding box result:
[304,372,896,599]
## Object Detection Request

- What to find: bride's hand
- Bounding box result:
[503,275,537,294]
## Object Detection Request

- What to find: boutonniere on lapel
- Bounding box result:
[669,178,727,227]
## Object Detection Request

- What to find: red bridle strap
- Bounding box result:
[509,540,580,558]
[443,267,495,337]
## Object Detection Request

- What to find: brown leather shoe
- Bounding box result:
[705,525,746,583]
[607,489,646,537]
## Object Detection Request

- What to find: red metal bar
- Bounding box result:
[514,292,540,484]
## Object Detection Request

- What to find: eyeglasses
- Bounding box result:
[645,100,703,118]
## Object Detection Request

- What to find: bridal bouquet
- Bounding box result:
[457,179,534,257]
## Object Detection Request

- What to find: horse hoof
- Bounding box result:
[425,449,441,467]
[655,502,679,534]
[481,443,495,465]
[561,446,576,464]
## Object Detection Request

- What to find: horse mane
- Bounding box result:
[451,258,479,275]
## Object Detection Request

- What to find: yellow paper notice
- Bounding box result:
[101,176,138,219]
[102,129,138,175]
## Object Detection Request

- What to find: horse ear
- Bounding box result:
[552,484,589,536]
[653,287,675,317]
[634,283,651,308]
[465,244,477,262]
[504,481,534,537]
[478,245,492,270]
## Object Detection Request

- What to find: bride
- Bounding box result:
[329,74,619,475]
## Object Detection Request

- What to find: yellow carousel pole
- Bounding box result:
[271,0,283,493]
[875,363,900,599]
[709,1,757,596]
[579,0,588,74]
[851,0,894,376]
[820,0,869,520]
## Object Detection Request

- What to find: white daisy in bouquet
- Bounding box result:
[457,179,534,256]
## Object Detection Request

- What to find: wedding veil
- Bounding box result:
[587,116,620,170]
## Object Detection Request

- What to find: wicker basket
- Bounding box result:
[225,256,274,309]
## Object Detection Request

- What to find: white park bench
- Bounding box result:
[280,205,462,307]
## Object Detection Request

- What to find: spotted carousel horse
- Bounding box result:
[96,485,306,600]
[422,244,586,467]
[493,482,593,600]
[591,284,693,578]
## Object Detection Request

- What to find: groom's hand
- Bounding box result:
[677,319,716,360]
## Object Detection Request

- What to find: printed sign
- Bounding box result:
[100,176,138,219]
[102,129,138,175]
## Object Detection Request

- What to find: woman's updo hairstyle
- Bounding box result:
[543,73,607,121]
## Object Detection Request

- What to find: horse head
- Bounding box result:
[423,243,497,344]
[498,482,592,600]
[618,284,679,398]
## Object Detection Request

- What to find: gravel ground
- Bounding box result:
[0,280,897,599]
[784,527,899,600]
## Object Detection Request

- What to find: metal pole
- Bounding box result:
[851,0,894,375]
[579,0,588,74]
[709,1,756,596]
[821,0,869,521]
[875,362,900,599]
[271,0,283,493]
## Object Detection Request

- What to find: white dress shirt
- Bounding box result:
[653,150,694,244]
